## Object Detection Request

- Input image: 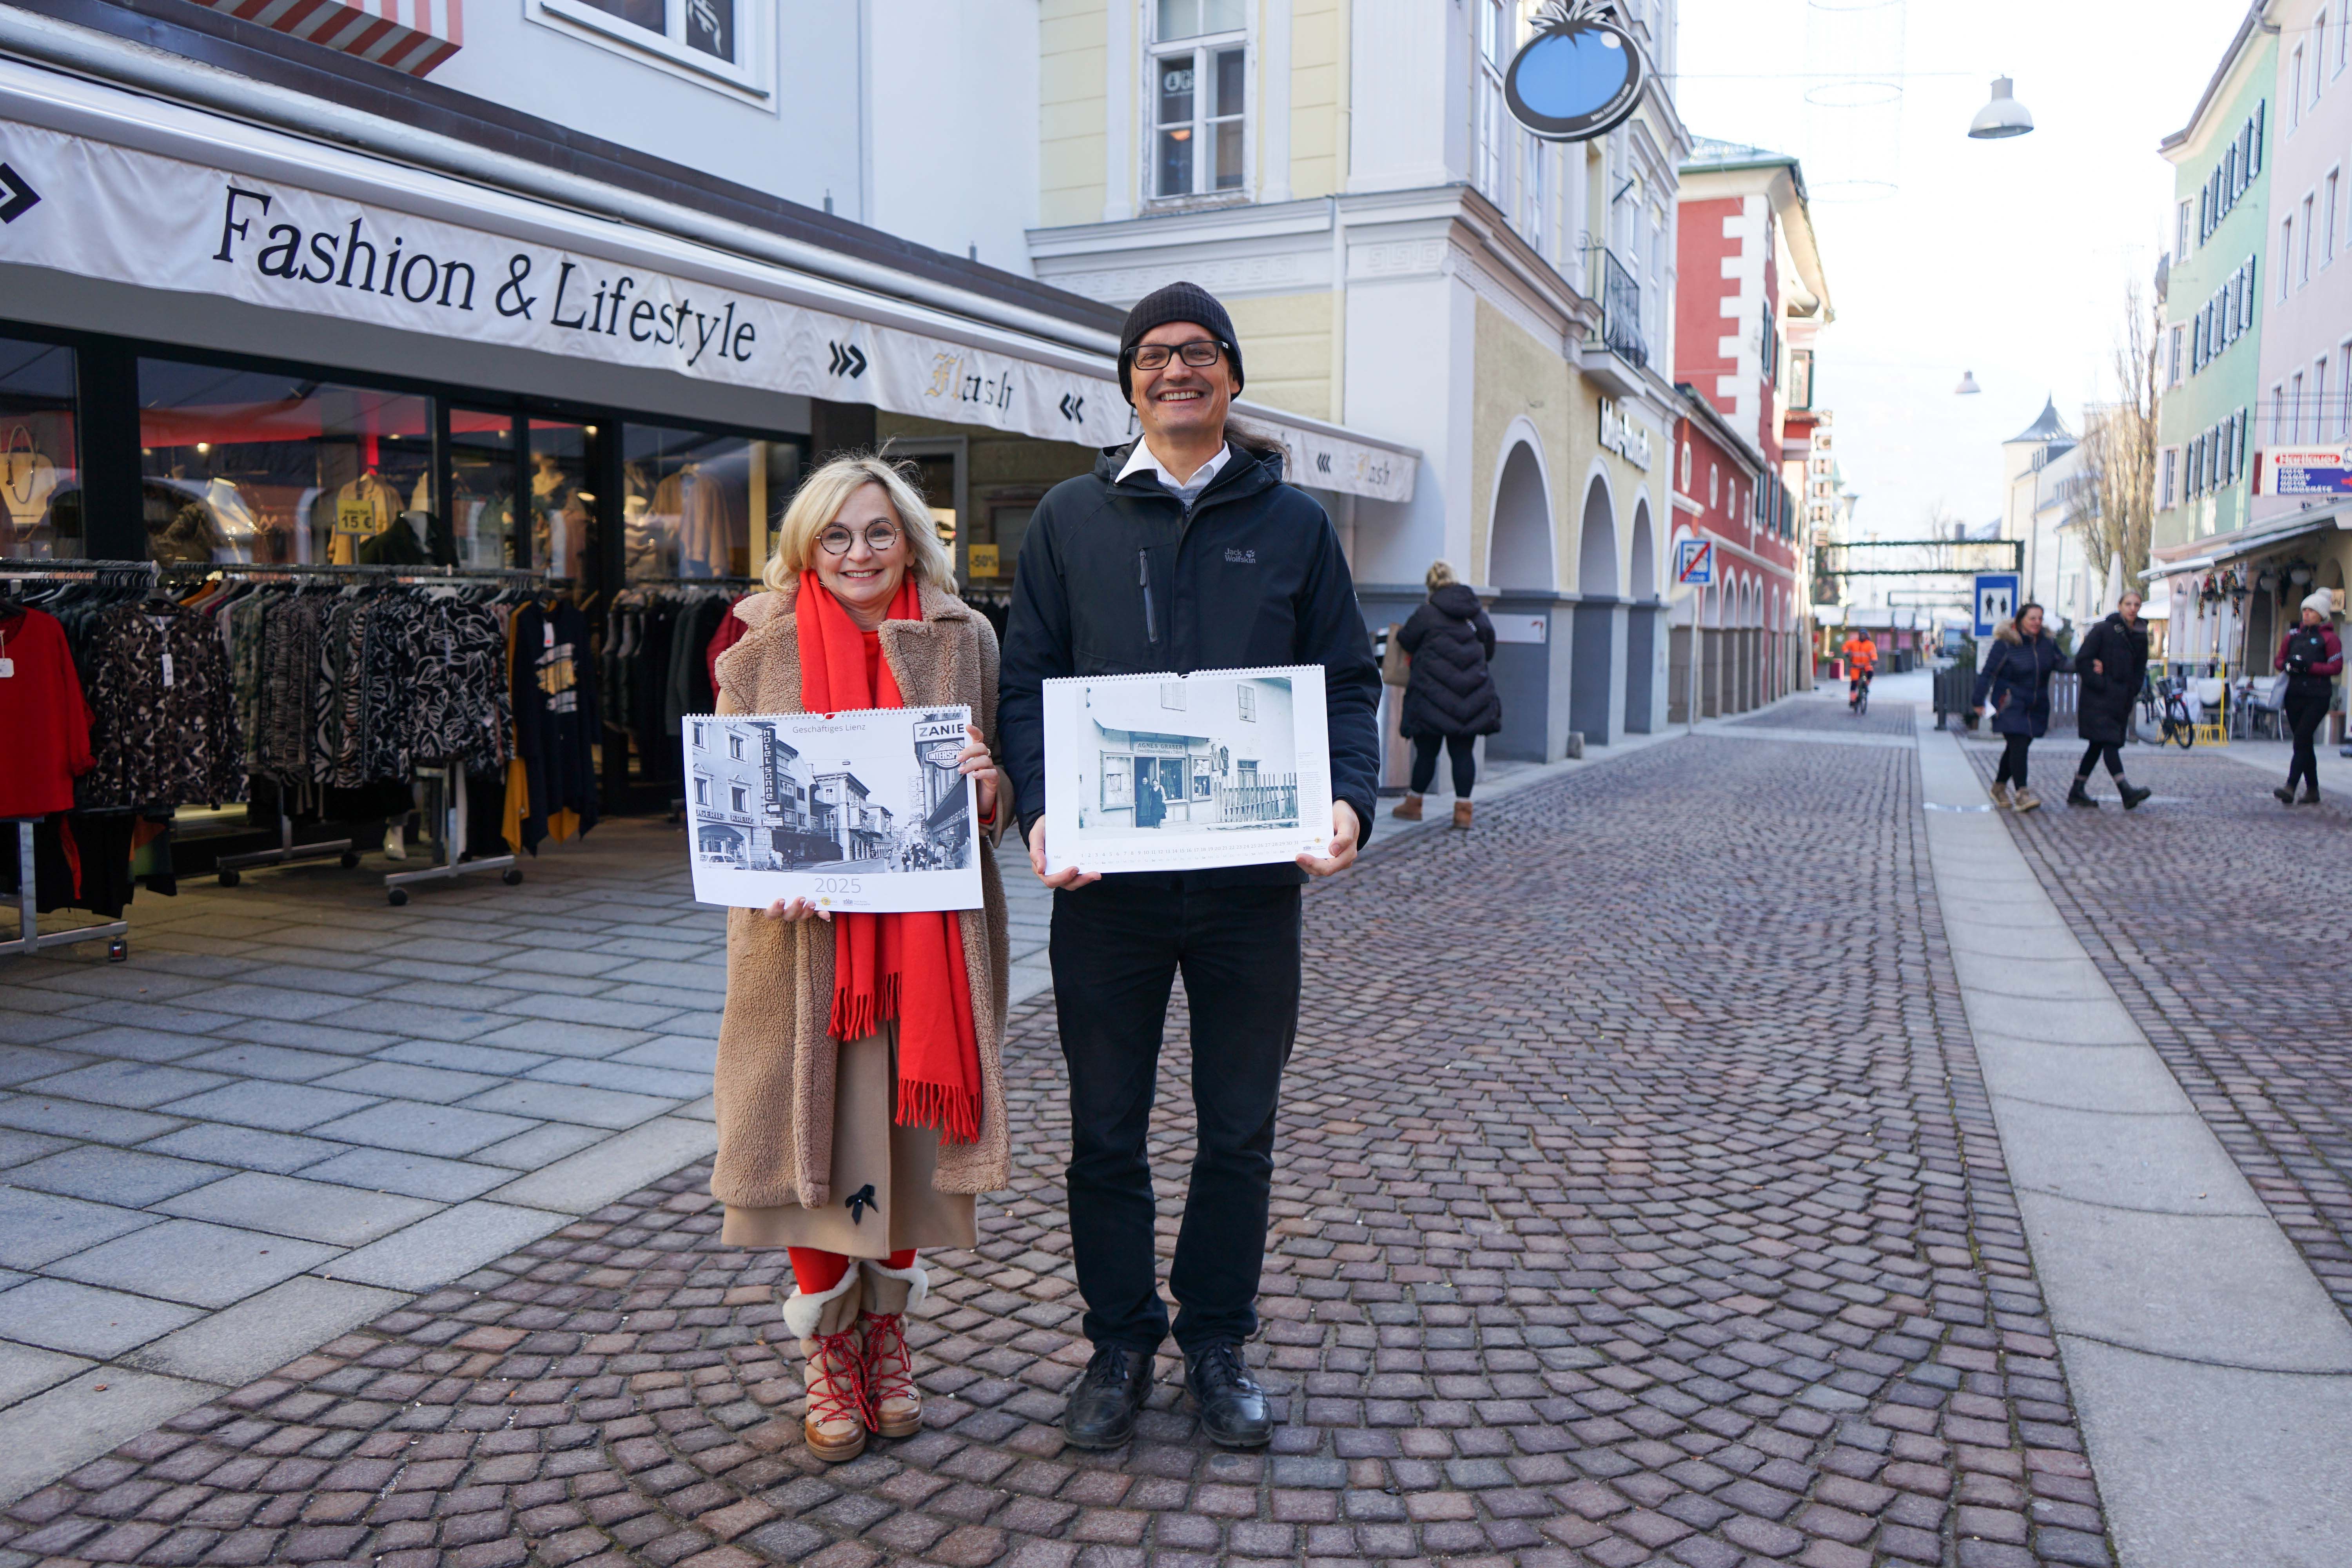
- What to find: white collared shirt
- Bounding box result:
[1118,438,1232,503]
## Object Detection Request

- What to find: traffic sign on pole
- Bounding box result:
[1973,573,2018,638]
[1675,537,1715,587]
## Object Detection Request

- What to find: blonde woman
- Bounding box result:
[709,453,1012,1464]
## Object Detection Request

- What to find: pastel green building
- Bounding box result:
[2154,13,2276,548]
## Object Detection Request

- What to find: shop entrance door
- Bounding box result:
[1136,757,1185,828]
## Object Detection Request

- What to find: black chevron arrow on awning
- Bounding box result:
[0,163,40,225]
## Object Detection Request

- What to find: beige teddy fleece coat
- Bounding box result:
[707,575,1012,1209]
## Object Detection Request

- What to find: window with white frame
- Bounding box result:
[2292,47,2306,128]
[1680,441,1692,490]
[1149,0,1248,201]
[2161,447,2178,510]
[2177,200,2193,261]
[2272,383,2286,444]
[1475,0,1512,207]
[2316,358,2331,442]
[2305,193,2318,283]
[2341,5,2350,74]
[533,0,764,94]
[2169,323,2184,385]
[2329,171,2341,265]
[2325,11,2336,80]
[2293,372,2307,441]
[2282,217,2296,298]
[2341,342,2352,434]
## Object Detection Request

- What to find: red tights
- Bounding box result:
[789,1247,915,1295]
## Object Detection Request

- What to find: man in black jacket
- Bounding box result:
[998,280,1381,1451]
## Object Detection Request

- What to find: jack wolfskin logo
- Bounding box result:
[1225,548,1256,564]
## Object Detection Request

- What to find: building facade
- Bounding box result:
[1028,0,1694,761]
[1670,139,1826,710]
[2152,0,2352,682]
[2154,7,2276,551]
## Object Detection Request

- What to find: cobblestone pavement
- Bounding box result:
[1963,737,2352,1322]
[0,718,2118,1567]
[1729,699,1920,740]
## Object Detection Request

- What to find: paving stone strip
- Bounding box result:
[1924,723,2352,1568]
[0,720,2117,1567]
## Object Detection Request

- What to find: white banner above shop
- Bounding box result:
[0,115,1415,504]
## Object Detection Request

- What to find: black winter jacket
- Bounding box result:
[1397,584,1501,739]
[999,439,1383,883]
[2072,613,2149,746]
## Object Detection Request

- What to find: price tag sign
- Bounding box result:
[967,543,1000,578]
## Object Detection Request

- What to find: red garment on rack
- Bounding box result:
[706,595,750,695]
[0,606,93,817]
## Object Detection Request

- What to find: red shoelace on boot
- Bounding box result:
[806,1328,869,1432]
[862,1312,914,1423]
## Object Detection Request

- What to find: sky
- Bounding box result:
[1673,0,2256,535]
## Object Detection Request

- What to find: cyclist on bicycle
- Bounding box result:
[1841,629,1879,710]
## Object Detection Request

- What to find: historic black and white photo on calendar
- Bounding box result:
[682,707,982,913]
[1040,667,1333,875]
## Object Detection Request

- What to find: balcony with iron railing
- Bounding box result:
[1596,248,1648,370]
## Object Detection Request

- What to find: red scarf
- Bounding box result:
[795,575,983,1143]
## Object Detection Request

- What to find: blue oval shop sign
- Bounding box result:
[1504,2,1647,143]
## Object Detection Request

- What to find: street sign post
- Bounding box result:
[1673,537,1715,734]
[1973,573,2018,640]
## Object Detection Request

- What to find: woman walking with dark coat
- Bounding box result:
[1971,602,2073,813]
[2067,591,2153,809]
[2273,588,2343,804]
[1391,560,1502,829]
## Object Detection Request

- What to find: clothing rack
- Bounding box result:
[3,819,128,963]
[169,562,541,887]
[0,558,160,581]
[384,760,521,906]
[621,575,761,586]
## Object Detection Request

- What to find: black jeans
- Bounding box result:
[1409,733,1477,799]
[2077,742,2125,779]
[2286,690,2329,791]
[1995,734,2034,788]
[1051,877,1302,1355]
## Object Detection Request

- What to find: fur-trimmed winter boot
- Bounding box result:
[1391,793,1423,821]
[858,1258,930,1439]
[1989,781,2013,809]
[1451,800,1473,830]
[782,1271,867,1463]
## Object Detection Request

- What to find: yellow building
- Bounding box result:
[1028,0,1695,756]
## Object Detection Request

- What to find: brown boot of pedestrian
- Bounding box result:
[1452,800,1473,831]
[784,1272,866,1463]
[1391,792,1423,821]
[859,1259,929,1439]
[2011,788,2042,813]
[1989,781,2013,809]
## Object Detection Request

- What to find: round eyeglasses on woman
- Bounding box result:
[1127,339,1227,371]
[818,520,905,555]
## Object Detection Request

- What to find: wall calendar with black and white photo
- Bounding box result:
[682,708,983,913]
[1040,667,1333,876]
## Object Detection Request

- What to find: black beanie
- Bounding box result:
[1118,280,1244,404]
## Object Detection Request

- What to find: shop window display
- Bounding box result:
[2,336,80,560]
[621,424,798,581]
[137,360,434,566]
[528,419,599,583]
[448,409,523,570]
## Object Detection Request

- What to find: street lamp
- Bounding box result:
[1955,371,1982,395]
[1968,76,2034,139]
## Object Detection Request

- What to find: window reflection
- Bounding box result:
[622,424,799,581]
[1,336,78,560]
[137,361,434,566]
[528,419,598,583]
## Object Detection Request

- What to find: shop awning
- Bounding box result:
[2139,508,2349,580]
[195,0,462,78]
[0,54,1419,502]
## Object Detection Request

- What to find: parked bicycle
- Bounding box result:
[2150,674,2196,749]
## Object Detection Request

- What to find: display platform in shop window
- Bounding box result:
[1040,666,1332,877]
[682,706,982,913]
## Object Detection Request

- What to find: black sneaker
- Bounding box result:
[1062,1343,1152,1450]
[1185,1343,1273,1449]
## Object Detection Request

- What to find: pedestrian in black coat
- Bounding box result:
[2067,592,2152,809]
[1391,560,1500,830]
[1970,602,2073,813]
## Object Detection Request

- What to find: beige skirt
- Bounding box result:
[720,1024,977,1258]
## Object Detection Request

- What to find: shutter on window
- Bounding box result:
[2254,99,2266,176]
